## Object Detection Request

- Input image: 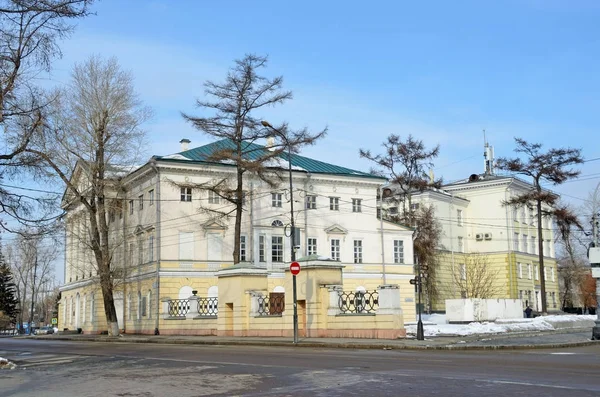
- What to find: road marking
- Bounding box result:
[550,352,576,355]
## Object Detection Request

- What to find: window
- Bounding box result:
[271,193,282,207]
[127,293,132,320]
[528,263,532,279]
[208,191,220,204]
[329,197,339,211]
[543,267,547,281]
[457,209,463,226]
[521,208,526,224]
[128,243,134,266]
[531,236,536,255]
[138,194,144,210]
[353,240,363,264]
[240,235,247,262]
[393,240,404,264]
[178,232,194,260]
[410,203,420,211]
[271,220,284,227]
[259,235,266,263]
[544,240,551,257]
[138,239,143,265]
[529,212,535,225]
[514,233,519,251]
[522,234,528,253]
[457,237,464,253]
[272,236,283,262]
[518,262,523,279]
[308,238,317,256]
[90,293,95,323]
[460,263,467,280]
[109,210,115,223]
[147,290,152,319]
[519,290,523,302]
[137,292,143,319]
[306,195,316,210]
[129,200,134,215]
[149,189,154,206]
[512,207,517,221]
[352,198,362,213]
[551,267,555,281]
[148,235,154,262]
[180,187,192,202]
[331,239,340,261]
[534,264,539,280]
[551,292,557,308]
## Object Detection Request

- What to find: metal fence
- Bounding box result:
[338,290,378,314]
[196,297,218,316]
[257,293,285,316]
[168,299,190,316]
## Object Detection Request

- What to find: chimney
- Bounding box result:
[180,138,191,152]
[266,136,276,151]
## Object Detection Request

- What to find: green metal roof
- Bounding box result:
[155,138,383,179]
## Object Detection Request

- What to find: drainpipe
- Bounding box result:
[379,185,386,285]
[151,161,161,334]
[505,180,515,300]
[449,192,456,296]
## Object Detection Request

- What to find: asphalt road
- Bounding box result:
[1,338,599,396]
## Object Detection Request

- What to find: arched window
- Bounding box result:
[207,286,218,298]
[83,295,87,324]
[178,286,193,299]
[271,220,284,227]
[137,291,142,320]
[273,286,285,293]
[127,293,132,320]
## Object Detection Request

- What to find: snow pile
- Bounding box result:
[0,357,16,370]
[406,314,597,337]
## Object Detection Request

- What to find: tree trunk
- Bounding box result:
[536,190,547,314]
[232,167,244,264]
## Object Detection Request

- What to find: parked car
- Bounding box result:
[34,326,55,335]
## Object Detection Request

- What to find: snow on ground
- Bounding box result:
[405,314,597,337]
[0,357,16,369]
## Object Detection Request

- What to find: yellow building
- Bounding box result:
[59,138,415,337]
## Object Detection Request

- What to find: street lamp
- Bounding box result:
[261,120,299,344]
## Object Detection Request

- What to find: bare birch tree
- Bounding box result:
[26,56,151,336]
[451,253,500,299]
[182,54,326,264]
[0,0,93,233]
[496,138,583,313]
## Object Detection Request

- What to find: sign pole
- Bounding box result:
[290,261,300,343]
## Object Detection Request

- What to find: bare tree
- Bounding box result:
[360,134,441,221]
[361,135,443,311]
[0,0,93,233]
[5,233,57,331]
[496,138,584,313]
[413,204,443,312]
[182,54,326,264]
[451,253,501,299]
[25,56,151,336]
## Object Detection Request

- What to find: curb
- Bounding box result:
[22,335,600,351]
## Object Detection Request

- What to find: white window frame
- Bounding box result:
[514,233,519,251]
[460,263,467,280]
[271,236,283,262]
[306,195,316,210]
[353,240,363,264]
[329,197,339,211]
[528,263,532,279]
[259,235,266,263]
[393,240,404,264]
[518,262,523,279]
[149,189,154,206]
[457,209,463,226]
[522,234,528,253]
[208,190,220,204]
[307,238,317,256]
[138,194,144,210]
[129,199,134,214]
[240,235,247,262]
[180,187,192,202]
[352,198,362,213]
[457,236,464,253]
[148,235,154,262]
[271,192,282,207]
[534,264,539,280]
[331,239,340,261]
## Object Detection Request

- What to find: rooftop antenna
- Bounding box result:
[483,129,495,176]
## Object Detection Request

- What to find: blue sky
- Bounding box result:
[41,0,600,207]
[16,0,599,282]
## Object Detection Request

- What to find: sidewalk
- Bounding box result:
[24,327,599,351]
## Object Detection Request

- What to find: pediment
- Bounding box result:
[202,220,228,231]
[324,224,348,235]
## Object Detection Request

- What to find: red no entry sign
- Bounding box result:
[290,261,301,275]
